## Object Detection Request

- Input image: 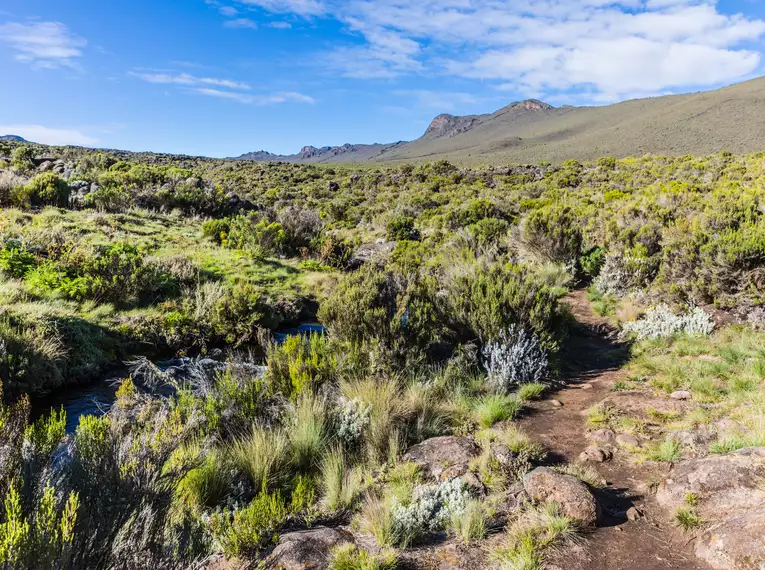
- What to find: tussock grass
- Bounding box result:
[495,503,579,570]
[229,425,293,491]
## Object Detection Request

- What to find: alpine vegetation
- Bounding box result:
[621,304,715,341]
[390,478,470,546]
[483,325,550,393]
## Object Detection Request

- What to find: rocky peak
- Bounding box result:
[425,114,480,138]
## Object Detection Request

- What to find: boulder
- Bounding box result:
[615,433,640,448]
[402,436,481,481]
[586,429,615,445]
[656,448,765,518]
[523,467,599,527]
[578,446,612,463]
[268,527,353,570]
[38,160,54,172]
[670,390,692,400]
[348,241,396,269]
[695,511,765,570]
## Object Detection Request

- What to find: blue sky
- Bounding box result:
[1,0,765,157]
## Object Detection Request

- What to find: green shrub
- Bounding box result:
[267,334,338,397]
[83,186,134,212]
[24,172,71,207]
[209,488,288,558]
[580,246,605,279]
[0,247,36,278]
[438,261,563,349]
[201,218,231,244]
[523,206,582,266]
[227,212,287,256]
[10,146,35,171]
[386,215,419,241]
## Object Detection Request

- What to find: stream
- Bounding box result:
[32,322,326,432]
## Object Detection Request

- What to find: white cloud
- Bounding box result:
[238,0,324,16]
[395,90,480,110]
[0,125,97,146]
[132,72,251,90]
[251,0,765,102]
[0,21,86,69]
[194,88,315,104]
[224,18,259,29]
[267,22,293,29]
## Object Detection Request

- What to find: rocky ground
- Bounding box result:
[219,291,764,570]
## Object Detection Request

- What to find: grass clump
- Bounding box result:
[327,543,398,570]
[473,394,523,428]
[495,503,579,570]
[675,508,703,532]
[517,383,546,401]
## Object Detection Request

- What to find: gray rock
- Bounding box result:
[626,506,642,521]
[615,433,640,448]
[578,446,612,463]
[348,241,396,269]
[586,429,615,444]
[402,436,481,481]
[550,399,563,408]
[695,510,765,570]
[656,447,765,519]
[670,390,692,400]
[523,467,599,527]
[268,527,353,570]
[38,160,54,172]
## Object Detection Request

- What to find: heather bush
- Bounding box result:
[522,206,582,266]
[437,260,563,350]
[23,173,71,208]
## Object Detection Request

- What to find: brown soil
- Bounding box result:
[518,290,707,570]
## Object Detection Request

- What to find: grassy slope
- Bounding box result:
[376,77,765,165]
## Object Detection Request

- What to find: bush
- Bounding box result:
[483,326,550,393]
[83,186,134,212]
[10,146,35,171]
[438,262,563,349]
[580,246,605,279]
[621,304,714,341]
[0,246,36,278]
[23,172,71,207]
[386,215,419,241]
[209,488,288,558]
[523,206,582,266]
[201,218,231,244]
[389,478,469,546]
[266,334,337,397]
[227,212,286,256]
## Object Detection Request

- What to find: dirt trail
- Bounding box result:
[519,290,707,570]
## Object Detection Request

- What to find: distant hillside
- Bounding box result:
[236,142,405,163]
[237,77,765,164]
[0,135,29,142]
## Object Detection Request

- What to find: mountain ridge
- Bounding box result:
[235,77,765,164]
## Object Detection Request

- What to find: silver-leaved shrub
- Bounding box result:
[621,304,714,341]
[482,325,550,393]
[390,478,469,545]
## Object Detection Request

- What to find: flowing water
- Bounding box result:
[32,322,326,432]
